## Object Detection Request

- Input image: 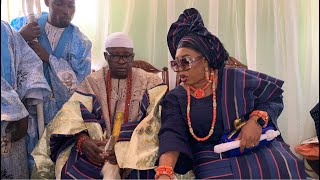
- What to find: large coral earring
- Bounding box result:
[205,67,209,81]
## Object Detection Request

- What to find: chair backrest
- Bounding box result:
[225,56,248,69]
[175,56,247,86]
[132,60,169,89]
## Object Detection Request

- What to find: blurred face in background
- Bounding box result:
[45,0,75,28]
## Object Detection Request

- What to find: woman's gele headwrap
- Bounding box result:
[167,8,229,69]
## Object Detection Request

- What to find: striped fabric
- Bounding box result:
[61,146,103,179]
[167,8,228,69]
[49,92,106,163]
[221,68,284,132]
[194,140,305,179]
[117,121,140,142]
[116,91,156,179]
[50,91,151,179]
[159,67,306,179]
[50,92,106,179]
[220,124,276,157]
[117,91,150,142]
[193,68,306,179]
[126,169,155,179]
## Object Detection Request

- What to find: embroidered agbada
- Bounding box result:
[31,67,164,179]
[10,12,92,170]
[1,20,50,179]
[159,68,306,179]
[11,12,92,123]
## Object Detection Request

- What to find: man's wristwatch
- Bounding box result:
[255,117,267,128]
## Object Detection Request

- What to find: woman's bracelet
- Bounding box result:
[154,165,175,179]
[249,110,269,128]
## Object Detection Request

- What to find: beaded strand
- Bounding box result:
[187,70,217,141]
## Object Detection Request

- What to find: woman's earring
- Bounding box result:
[205,67,209,81]
[209,69,214,83]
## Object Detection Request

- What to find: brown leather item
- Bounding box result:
[132,60,169,89]
[5,116,28,142]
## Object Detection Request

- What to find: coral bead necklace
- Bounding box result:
[189,81,211,99]
[187,70,217,141]
[106,70,132,125]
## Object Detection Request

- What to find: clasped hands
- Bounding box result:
[78,135,117,166]
[19,21,49,63]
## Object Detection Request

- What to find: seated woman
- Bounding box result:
[156,8,306,179]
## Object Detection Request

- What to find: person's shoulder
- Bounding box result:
[221,67,284,87]
[132,67,160,78]
[1,20,10,29]
[2,20,17,37]
[221,67,260,78]
[86,67,105,80]
[132,67,150,74]
[70,24,92,44]
[164,85,185,100]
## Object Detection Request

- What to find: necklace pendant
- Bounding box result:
[193,89,205,99]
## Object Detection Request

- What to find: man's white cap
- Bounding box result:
[105,32,134,49]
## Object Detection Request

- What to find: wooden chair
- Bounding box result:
[224,56,247,69]
[175,56,247,86]
[132,60,169,89]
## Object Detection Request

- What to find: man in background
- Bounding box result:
[10,0,92,172]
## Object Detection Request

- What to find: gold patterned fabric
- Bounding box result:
[31,67,163,179]
[115,85,167,170]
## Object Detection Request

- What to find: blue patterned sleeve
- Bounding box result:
[48,27,91,92]
[6,21,51,100]
[1,78,29,121]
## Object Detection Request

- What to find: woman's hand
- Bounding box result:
[157,175,172,180]
[80,136,106,166]
[237,116,262,153]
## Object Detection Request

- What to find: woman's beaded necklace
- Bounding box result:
[186,70,217,141]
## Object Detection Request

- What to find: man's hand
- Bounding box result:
[6,116,28,142]
[80,137,106,166]
[28,41,50,63]
[19,22,41,41]
[104,150,117,165]
[237,116,262,153]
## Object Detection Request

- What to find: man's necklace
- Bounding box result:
[106,70,132,127]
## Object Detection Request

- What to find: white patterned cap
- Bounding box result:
[105,32,134,48]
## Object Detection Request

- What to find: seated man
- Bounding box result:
[1,20,50,179]
[31,32,165,179]
[10,0,92,171]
